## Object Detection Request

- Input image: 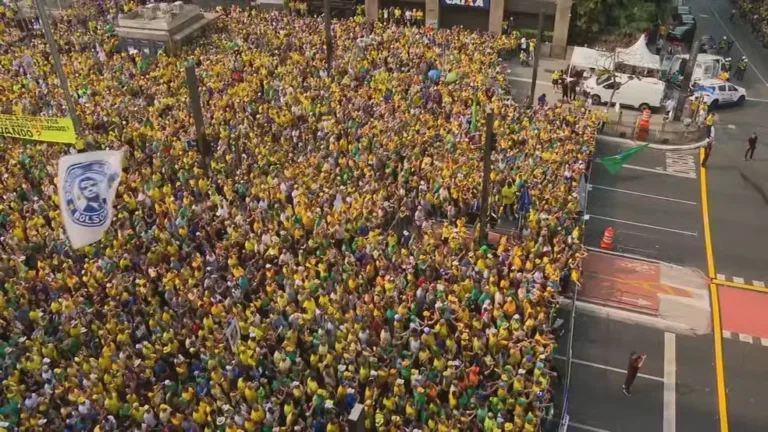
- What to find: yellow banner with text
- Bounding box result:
[0,114,77,144]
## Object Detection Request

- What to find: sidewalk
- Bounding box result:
[504,61,708,145]
[580,249,712,334]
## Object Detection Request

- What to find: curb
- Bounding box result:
[598,134,707,151]
[584,246,708,279]
[560,299,706,336]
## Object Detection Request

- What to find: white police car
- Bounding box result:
[690,79,747,108]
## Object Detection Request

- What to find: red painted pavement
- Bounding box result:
[719,285,768,339]
[581,252,691,314]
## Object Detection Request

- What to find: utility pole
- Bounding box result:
[324,0,332,73]
[478,109,494,246]
[673,37,701,122]
[528,9,545,107]
[33,0,82,138]
[184,63,212,165]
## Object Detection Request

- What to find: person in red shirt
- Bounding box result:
[623,352,647,396]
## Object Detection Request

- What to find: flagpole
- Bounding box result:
[33,0,83,139]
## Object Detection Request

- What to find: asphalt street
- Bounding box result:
[721,338,768,432]
[552,310,719,432]
[505,5,768,428]
[585,139,708,271]
[686,0,768,286]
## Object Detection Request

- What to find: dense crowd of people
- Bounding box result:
[734,0,768,45]
[0,2,598,431]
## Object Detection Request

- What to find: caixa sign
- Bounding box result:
[440,0,490,10]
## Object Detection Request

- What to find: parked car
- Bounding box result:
[670,5,691,15]
[690,79,747,108]
[667,25,695,45]
[670,6,692,24]
[584,74,666,112]
[680,14,697,30]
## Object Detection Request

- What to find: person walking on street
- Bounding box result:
[702,127,715,168]
[623,352,647,396]
[664,98,676,121]
[745,132,758,161]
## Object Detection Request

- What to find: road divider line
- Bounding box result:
[590,184,697,204]
[664,332,677,432]
[708,5,768,87]
[554,355,664,381]
[700,147,730,432]
[712,278,768,294]
[623,164,697,178]
[569,422,614,432]
[588,215,698,236]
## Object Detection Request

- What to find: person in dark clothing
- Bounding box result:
[745,132,758,161]
[623,351,646,395]
[560,77,569,102]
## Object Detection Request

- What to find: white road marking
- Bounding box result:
[722,330,732,338]
[761,338,768,346]
[554,355,664,381]
[569,422,614,432]
[754,280,766,287]
[717,273,726,280]
[589,215,698,236]
[733,276,745,284]
[699,13,710,17]
[623,163,697,178]
[664,332,677,432]
[708,6,768,87]
[590,184,697,204]
[728,124,736,129]
[739,333,754,343]
[506,75,551,87]
[665,153,698,178]
[748,97,768,102]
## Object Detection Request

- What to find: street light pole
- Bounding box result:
[528,9,545,107]
[324,0,332,72]
[673,37,702,122]
[184,63,211,166]
[33,0,82,138]
[478,109,494,246]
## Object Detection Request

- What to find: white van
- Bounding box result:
[583,74,666,111]
[666,54,724,84]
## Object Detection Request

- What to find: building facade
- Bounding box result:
[366,0,573,58]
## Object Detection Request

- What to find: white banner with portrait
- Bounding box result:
[57,150,123,249]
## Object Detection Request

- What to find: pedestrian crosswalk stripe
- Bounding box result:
[754,281,765,288]
[722,330,732,338]
[733,276,745,284]
[739,333,753,343]
[717,273,726,280]
[762,338,768,346]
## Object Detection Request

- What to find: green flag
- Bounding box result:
[598,143,648,174]
[470,93,478,134]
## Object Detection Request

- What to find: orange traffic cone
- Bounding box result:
[600,227,615,250]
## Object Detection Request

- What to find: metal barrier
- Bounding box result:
[600,117,708,145]
[556,159,592,432]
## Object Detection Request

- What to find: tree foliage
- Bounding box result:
[570,0,670,44]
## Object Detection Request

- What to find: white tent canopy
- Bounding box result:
[571,47,613,70]
[570,47,614,71]
[616,35,661,70]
